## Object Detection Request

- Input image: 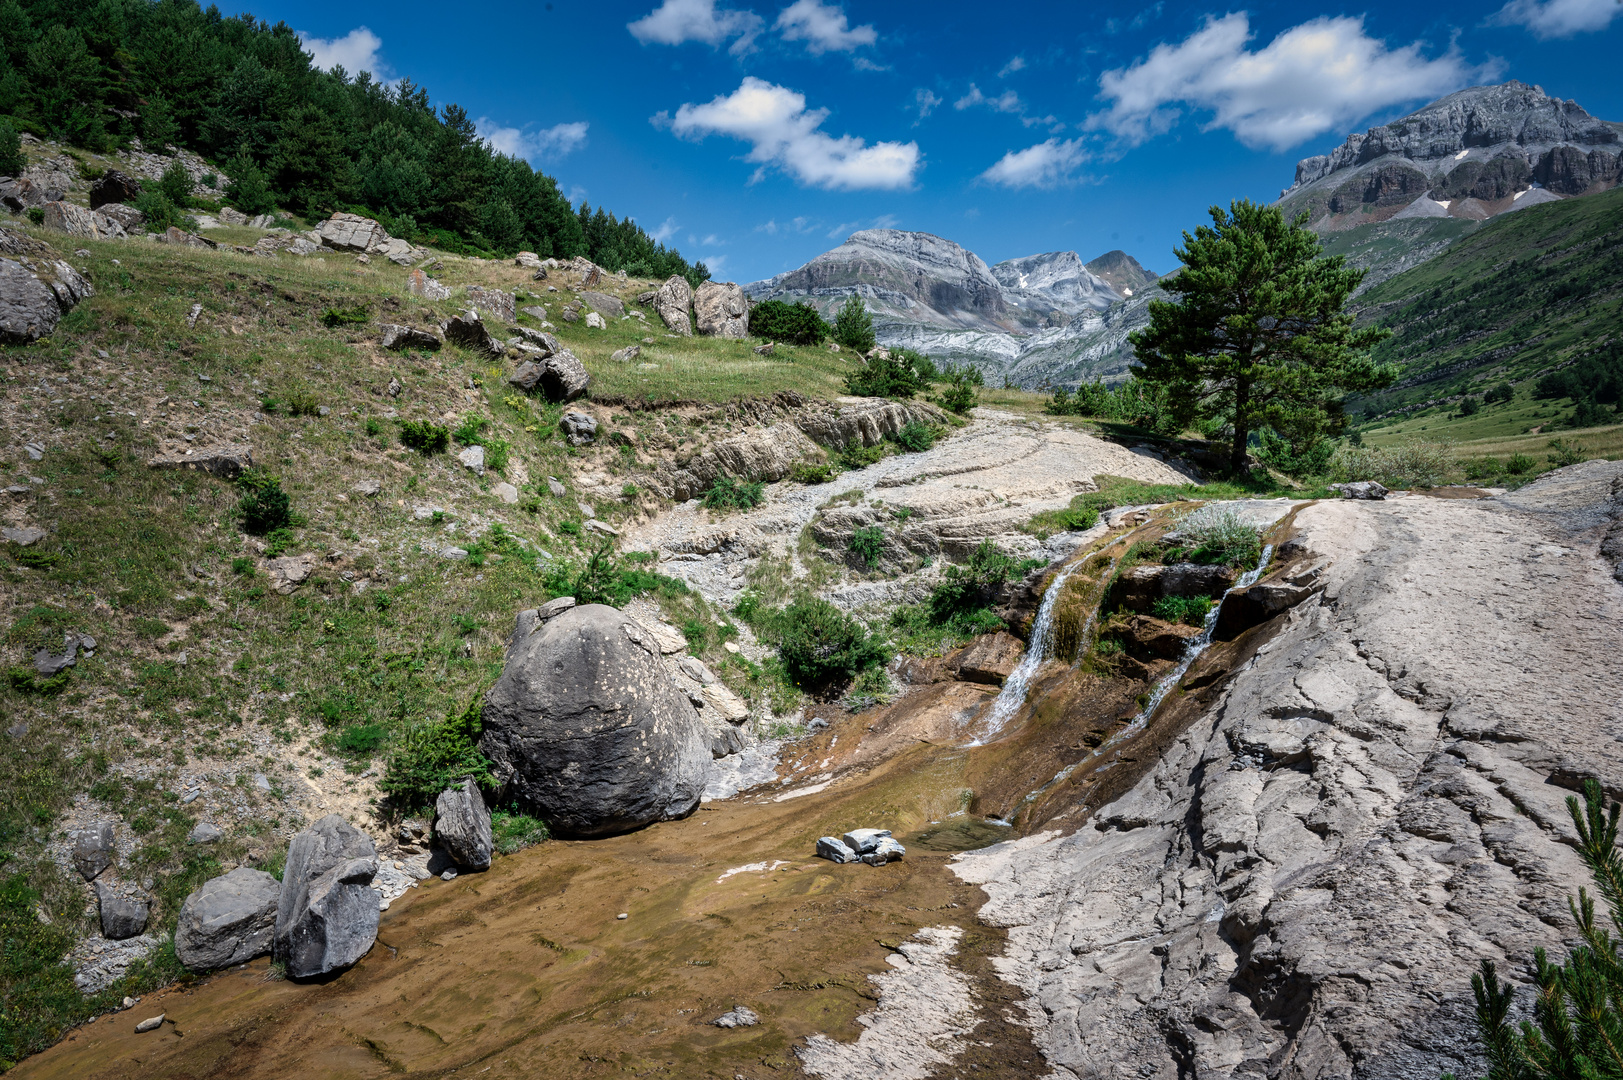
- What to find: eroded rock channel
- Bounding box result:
[17,431,1623,1080]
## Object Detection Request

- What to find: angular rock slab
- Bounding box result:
[480,604,710,838]
[655,274,693,336]
[96,883,150,940]
[0,255,93,343]
[90,170,143,209]
[434,777,494,871]
[273,814,380,979]
[175,867,279,970]
[316,212,387,251]
[379,323,442,351]
[816,836,859,863]
[72,822,115,882]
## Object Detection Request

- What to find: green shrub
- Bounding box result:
[1457,396,1480,417]
[1172,504,1263,568]
[130,189,191,233]
[223,151,275,215]
[844,351,932,399]
[1506,452,1535,474]
[0,121,23,177]
[1330,440,1457,489]
[491,812,549,855]
[935,369,979,415]
[237,473,293,536]
[849,525,885,568]
[158,159,193,205]
[1484,382,1515,404]
[838,440,890,470]
[336,722,387,756]
[773,597,889,688]
[1047,376,1183,435]
[831,295,876,353]
[791,461,835,484]
[399,419,450,454]
[550,541,687,608]
[1256,427,1335,480]
[701,476,765,511]
[1548,438,1589,467]
[284,387,320,417]
[231,556,254,575]
[750,299,829,345]
[364,417,384,438]
[892,421,938,453]
[1152,595,1214,626]
[24,206,43,225]
[262,527,295,557]
[928,540,1037,623]
[380,696,491,811]
[320,304,370,328]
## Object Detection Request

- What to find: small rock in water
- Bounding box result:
[713,1005,759,1028]
[134,1014,164,1033]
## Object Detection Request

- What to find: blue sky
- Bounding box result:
[233,0,1621,282]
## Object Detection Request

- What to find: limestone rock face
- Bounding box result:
[693,281,748,338]
[147,444,253,479]
[655,275,693,336]
[580,290,625,320]
[89,170,143,209]
[95,203,144,231]
[466,285,515,323]
[480,604,710,838]
[273,814,379,978]
[40,201,127,240]
[174,867,280,971]
[409,269,452,301]
[0,252,93,343]
[434,777,493,871]
[315,212,388,252]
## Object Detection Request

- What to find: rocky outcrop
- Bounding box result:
[655,275,693,335]
[433,778,493,871]
[174,867,280,971]
[466,286,515,323]
[443,311,504,357]
[990,251,1120,315]
[659,422,825,502]
[693,281,748,338]
[379,323,442,351]
[273,814,379,979]
[96,883,149,940]
[315,212,387,252]
[0,247,93,343]
[409,269,452,301]
[559,410,598,446]
[508,348,589,402]
[0,175,66,213]
[581,290,626,320]
[480,604,710,838]
[953,464,1623,1080]
[94,203,144,231]
[40,201,127,240]
[71,823,115,881]
[147,444,253,479]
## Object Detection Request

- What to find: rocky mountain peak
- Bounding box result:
[990,250,1120,314]
[1084,250,1159,297]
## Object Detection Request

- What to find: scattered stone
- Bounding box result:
[679,657,716,684]
[694,280,749,338]
[354,478,382,498]
[480,605,710,837]
[458,445,486,476]
[2,525,45,546]
[73,823,116,882]
[217,206,249,227]
[1213,580,1318,642]
[267,555,314,595]
[655,275,694,335]
[379,323,442,351]
[6,722,28,738]
[89,171,143,209]
[559,306,579,323]
[636,290,657,305]
[440,869,457,881]
[185,302,202,328]
[147,444,252,480]
[433,778,493,871]
[1331,480,1390,500]
[842,828,892,854]
[616,911,628,920]
[713,1006,759,1028]
[611,344,642,363]
[97,883,150,941]
[548,477,567,497]
[702,683,750,723]
[160,226,215,249]
[134,1015,164,1034]
[466,285,516,323]
[581,290,626,320]
[315,212,387,251]
[273,814,380,979]
[753,342,774,356]
[584,310,607,330]
[514,326,561,354]
[188,822,222,844]
[387,377,402,397]
[816,836,859,863]
[95,203,144,231]
[408,268,452,301]
[442,547,469,560]
[493,482,519,504]
[443,311,504,357]
[560,411,598,446]
[33,637,79,675]
[585,519,619,536]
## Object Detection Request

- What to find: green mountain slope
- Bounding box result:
[1351,185,1623,418]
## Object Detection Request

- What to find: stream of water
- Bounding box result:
[969,559,1085,745]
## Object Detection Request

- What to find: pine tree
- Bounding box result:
[1129,200,1395,474]
[833,295,876,353]
[0,120,22,178]
[141,94,179,154]
[224,152,275,215]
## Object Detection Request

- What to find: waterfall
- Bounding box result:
[970,559,1085,745]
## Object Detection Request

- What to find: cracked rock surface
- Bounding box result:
[953,462,1623,1080]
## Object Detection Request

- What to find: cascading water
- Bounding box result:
[1001,543,1276,819]
[969,559,1086,745]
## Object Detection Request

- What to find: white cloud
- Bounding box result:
[700,233,724,246]
[979,138,1089,189]
[653,216,680,243]
[826,213,898,240]
[299,27,387,77]
[911,88,942,123]
[955,83,1023,113]
[774,0,877,54]
[628,0,763,54]
[1088,13,1491,151]
[702,254,729,274]
[998,55,1027,78]
[1491,0,1621,38]
[477,120,590,162]
[664,77,920,190]
[757,219,779,234]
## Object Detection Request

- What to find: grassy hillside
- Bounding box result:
[1350,185,1623,419]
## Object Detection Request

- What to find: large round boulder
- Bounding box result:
[174,867,280,970]
[480,604,709,838]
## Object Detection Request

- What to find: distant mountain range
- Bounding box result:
[745,81,1621,389]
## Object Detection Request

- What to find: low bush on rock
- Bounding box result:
[491,812,550,855]
[548,542,689,608]
[893,420,939,452]
[237,473,293,536]
[399,419,450,455]
[934,368,980,415]
[1152,594,1214,626]
[849,525,885,568]
[1168,504,1263,568]
[1330,439,1456,489]
[1047,376,1183,436]
[891,540,1043,651]
[790,461,835,484]
[701,476,765,511]
[843,350,934,400]
[380,697,491,812]
[738,595,889,691]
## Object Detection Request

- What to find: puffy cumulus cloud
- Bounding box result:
[299,27,387,77]
[477,120,590,162]
[1491,0,1621,38]
[774,0,877,54]
[979,138,1088,189]
[628,0,763,54]
[1088,13,1490,151]
[663,77,919,190]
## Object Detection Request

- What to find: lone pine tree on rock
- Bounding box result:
[1129,199,1395,475]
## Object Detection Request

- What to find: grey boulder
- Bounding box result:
[559,410,598,445]
[1332,480,1390,500]
[655,274,693,336]
[480,604,710,838]
[466,285,515,323]
[693,281,748,338]
[379,323,442,351]
[40,202,127,241]
[96,884,149,940]
[433,777,493,871]
[72,822,115,881]
[174,867,280,970]
[581,290,626,320]
[273,814,380,978]
[315,212,387,251]
[90,170,143,209]
[0,255,94,343]
[816,836,859,863]
[508,348,588,402]
[443,311,504,358]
